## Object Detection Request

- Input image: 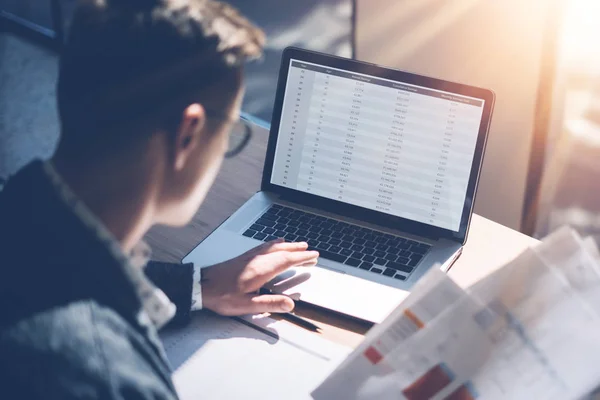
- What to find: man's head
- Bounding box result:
[54,0,264,227]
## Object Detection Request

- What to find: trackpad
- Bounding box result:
[265,266,407,324]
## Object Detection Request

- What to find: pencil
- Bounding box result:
[259,287,322,332]
[279,312,322,332]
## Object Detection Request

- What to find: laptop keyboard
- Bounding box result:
[242,204,431,280]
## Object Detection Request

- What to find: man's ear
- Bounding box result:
[174,103,206,171]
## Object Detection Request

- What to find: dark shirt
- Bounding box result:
[0,161,195,399]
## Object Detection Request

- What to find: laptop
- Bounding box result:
[183,47,495,323]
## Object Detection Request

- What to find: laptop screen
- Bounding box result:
[270,59,485,232]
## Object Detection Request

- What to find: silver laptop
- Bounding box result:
[184,47,495,323]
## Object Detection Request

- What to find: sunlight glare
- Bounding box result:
[560,0,600,71]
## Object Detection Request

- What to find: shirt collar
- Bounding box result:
[42,161,176,328]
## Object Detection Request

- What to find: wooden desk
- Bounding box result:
[145,121,538,348]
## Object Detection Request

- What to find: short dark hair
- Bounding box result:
[57,0,264,155]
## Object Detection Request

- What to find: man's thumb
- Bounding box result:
[250,294,294,313]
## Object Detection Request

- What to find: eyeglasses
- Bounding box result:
[205,109,252,158]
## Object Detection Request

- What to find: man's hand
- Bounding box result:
[201,239,318,316]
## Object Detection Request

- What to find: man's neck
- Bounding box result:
[51,155,158,253]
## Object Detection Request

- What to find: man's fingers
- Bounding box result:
[244,250,319,291]
[248,240,309,256]
[296,258,319,267]
[245,238,283,256]
[246,294,295,313]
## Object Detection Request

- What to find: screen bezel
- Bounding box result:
[261,47,495,245]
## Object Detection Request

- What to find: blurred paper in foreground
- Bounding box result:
[313,227,600,400]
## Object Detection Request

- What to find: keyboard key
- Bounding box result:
[399,250,411,257]
[351,244,364,252]
[299,223,312,230]
[265,235,278,242]
[374,258,388,266]
[387,239,400,248]
[296,229,308,236]
[254,232,267,240]
[318,235,330,242]
[340,241,353,249]
[386,247,400,255]
[290,211,304,219]
[375,244,389,252]
[321,229,333,236]
[283,226,297,233]
[296,236,308,243]
[353,231,366,239]
[317,242,330,250]
[320,222,334,229]
[331,232,343,239]
[397,243,410,250]
[340,248,353,257]
[409,255,423,267]
[329,245,342,253]
[307,239,319,247]
[363,234,375,241]
[284,233,297,241]
[359,262,372,270]
[271,204,283,210]
[362,254,376,262]
[394,274,406,281]
[344,258,361,267]
[328,238,341,245]
[331,224,344,232]
[243,229,257,237]
[342,234,354,242]
[316,249,347,263]
[384,253,398,262]
[256,218,276,227]
[265,207,278,215]
[382,268,396,277]
[374,250,386,258]
[365,240,377,248]
[277,211,291,218]
[363,247,375,255]
[353,238,366,245]
[411,254,424,263]
[308,225,322,234]
[410,245,429,255]
[250,224,264,232]
[307,232,319,239]
[387,262,412,273]
[278,217,291,225]
[274,223,287,230]
[263,227,276,234]
[405,239,419,247]
[375,237,388,244]
[299,216,311,223]
[352,251,364,259]
[396,256,410,265]
[274,230,286,237]
[371,267,383,274]
[261,213,278,221]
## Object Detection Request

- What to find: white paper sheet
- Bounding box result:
[159,311,350,400]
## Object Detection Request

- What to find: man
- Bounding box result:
[0,0,318,398]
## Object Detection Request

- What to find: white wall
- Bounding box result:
[356,0,552,230]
